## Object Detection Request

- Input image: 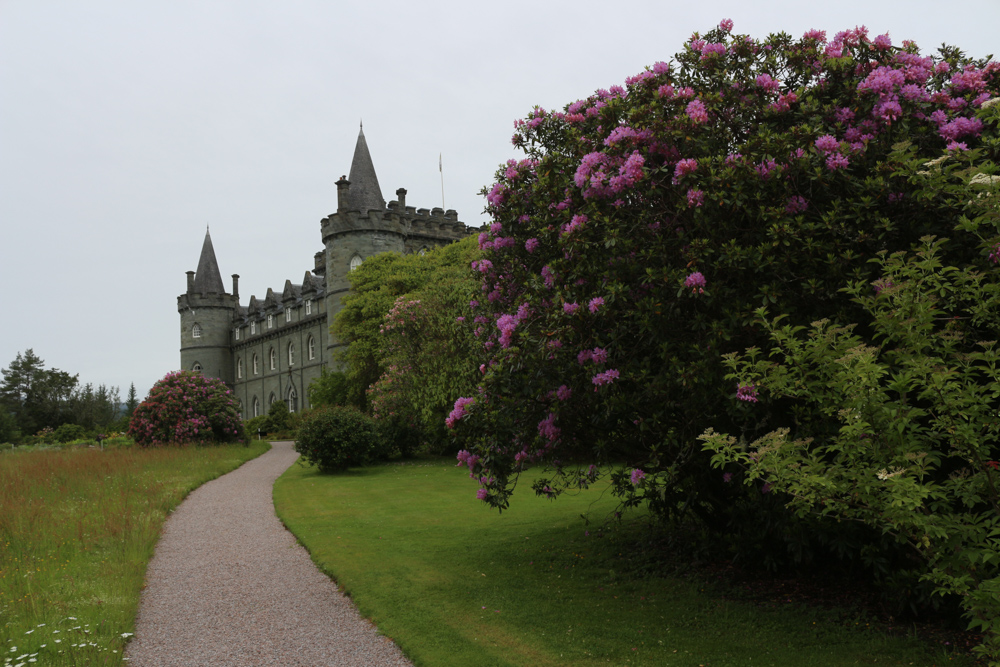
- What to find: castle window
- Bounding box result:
[419,247,428,256]
[252,397,260,418]
[192,362,202,372]
[235,327,240,340]
[307,335,315,360]
[288,342,295,366]
[285,307,291,322]
[251,321,256,335]
[305,300,312,315]
[237,357,243,379]
[269,348,276,371]
[267,314,273,329]
[253,354,259,375]
[192,323,202,339]
[287,385,298,413]
[350,255,363,272]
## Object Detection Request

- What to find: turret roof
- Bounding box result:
[347,125,385,213]
[193,228,226,294]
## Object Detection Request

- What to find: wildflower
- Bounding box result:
[630,468,646,485]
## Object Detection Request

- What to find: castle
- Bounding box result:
[177,127,476,418]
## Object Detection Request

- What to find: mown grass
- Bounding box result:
[1,441,269,666]
[274,458,974,667]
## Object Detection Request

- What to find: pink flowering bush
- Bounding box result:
[128,371,246,446]
[449,21,998,526]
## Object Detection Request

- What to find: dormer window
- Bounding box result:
[192,323,202,339]
[251,321,256,335]
[285,307,291,322]
[234,327,240,340]
[192,362,202,372]
[305,300,312,315]
[267,314,273,329]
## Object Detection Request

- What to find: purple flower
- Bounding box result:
[873,33,892,50]
[687,188,705,208]
[563,302,580,314]
[736,383,759,403]
[815,135,840,153]
[947,141,968,152]
[525,238,540,253]
[590,347,608,364]
[826,153,850,171]
[873,278,895,295]
[446,396,476,428]
[476,488,488,501]
[723,472,733,483]
[785,196,808,214]
[719,18,733,33]
[755,73,780,93]
[538,413,560,442]
[761,482,772,494]
[630,468,646,486]
[556,385,572,401]
[685,272,707,293]
[592,369,620,388]
[673,158,698,182]
[588,296,605,313]
[685,99,709,124]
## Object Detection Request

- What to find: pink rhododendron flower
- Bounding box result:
[719,18,733,33]
[556,385,572,401]
[736,383,759,402]
[673,158,698,182]
[563,302,580,314]
[588,296,605,313]
[685,272,707,293]
[686,99,709,124]
[592,369,620,387]
[687,188,705,207]
[826,153,850,170]
[630,468,646,485]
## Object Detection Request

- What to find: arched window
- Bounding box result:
[350,255,363,272]
[269,348,276,370]
[237,357,243,379]
[267,314,274,329]
[252,353,259,375]
[252,396,260,418]
[268,393,276,408]
[288,342,295,366]
[307,335,315,360]
[192,323,202,338]
[287,385,298,413]
[192,362,202,372]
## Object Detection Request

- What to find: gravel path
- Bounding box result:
[125,441,413,666]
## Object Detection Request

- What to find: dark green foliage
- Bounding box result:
[266,400,292,433]
[307,368,350,408]
[295,405,384,472]
[0,409,19,444]
[53,423,87,443]
[0,349,78,436]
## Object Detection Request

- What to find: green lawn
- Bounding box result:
[274,458,970,667]
[0,441,270,666]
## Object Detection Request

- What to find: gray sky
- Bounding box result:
[1,0,997,400]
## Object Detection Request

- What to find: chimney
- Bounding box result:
[336,176,350,212]
[232,274,240,299]
[396,188,407,209]
[186,271,195,294]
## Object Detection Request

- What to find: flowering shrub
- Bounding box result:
[451,20,999,522]
[702,235,1000,660]
[127,371,246,446]
[294,405,386,472]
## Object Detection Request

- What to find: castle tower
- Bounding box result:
[177,228,236,383]
[320,126,407,360]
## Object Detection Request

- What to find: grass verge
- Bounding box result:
[274,458,974,667]
[1,441,270,665]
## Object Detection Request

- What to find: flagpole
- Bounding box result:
[439,153,445,210]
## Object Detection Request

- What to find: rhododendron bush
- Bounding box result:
[128,371,246,446]
[450,20,999,527]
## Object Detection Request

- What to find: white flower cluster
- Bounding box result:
[876,467,906,480]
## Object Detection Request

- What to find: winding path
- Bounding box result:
[126,441,413,666]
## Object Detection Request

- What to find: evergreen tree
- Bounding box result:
[0,349,78,436]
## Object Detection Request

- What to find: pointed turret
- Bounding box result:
[347,125,385,213]
[193,228,226,295]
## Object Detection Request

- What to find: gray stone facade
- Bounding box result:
[178,127,477,418]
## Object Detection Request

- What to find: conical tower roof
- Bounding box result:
[347,125,385,213]
[193,228,226,294]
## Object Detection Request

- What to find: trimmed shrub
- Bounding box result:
[295,406,382,472]
[53,423,87,443]
[128,371,246,446]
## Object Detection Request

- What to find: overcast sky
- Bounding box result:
[1,0,997,400]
